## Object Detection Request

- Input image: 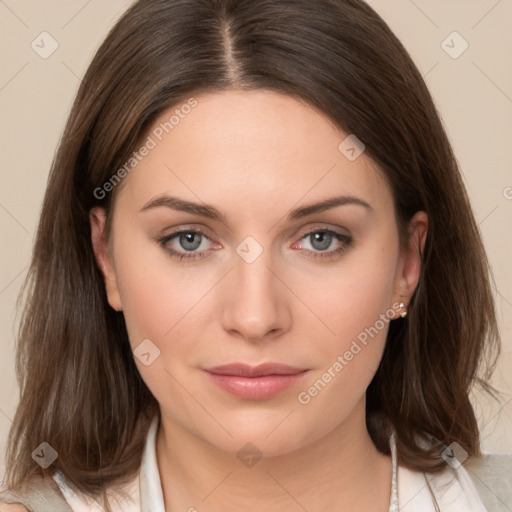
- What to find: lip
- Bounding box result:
[203,363,310,400]
[205,362,307,377]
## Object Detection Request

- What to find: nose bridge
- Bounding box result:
[221,236,288,341]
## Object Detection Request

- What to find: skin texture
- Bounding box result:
[90,90,427,511]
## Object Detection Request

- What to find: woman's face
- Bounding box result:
[91,90,426,456]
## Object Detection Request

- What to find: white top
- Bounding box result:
[52,415,489,511]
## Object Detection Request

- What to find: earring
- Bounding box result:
[399,302,407,318]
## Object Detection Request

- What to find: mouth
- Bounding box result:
[203,363,310,400]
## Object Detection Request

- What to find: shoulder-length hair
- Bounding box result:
[3,0,500,509]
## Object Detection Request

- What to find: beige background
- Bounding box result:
[0,0,511,481]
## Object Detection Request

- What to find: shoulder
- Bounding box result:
[398,459,490,511]
[0,504,29,512]
[464,454,512,509]
[402,454,512,511]
[0,473,72,512]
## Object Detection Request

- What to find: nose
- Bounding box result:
[220,246,291,343]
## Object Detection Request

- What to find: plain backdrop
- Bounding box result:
[1,0,511,481]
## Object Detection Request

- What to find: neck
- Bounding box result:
[156,398,392,512]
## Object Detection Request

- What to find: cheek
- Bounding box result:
[111,230,225,400]
[304,239,398,351]
[111,222,204,342]
[115,257,173,349]
[112,244,207,406]
[293,233,399,403]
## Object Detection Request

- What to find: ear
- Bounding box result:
[391,210,428,317]
[90,207,123,312]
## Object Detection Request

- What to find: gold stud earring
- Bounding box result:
[399,302,407,318]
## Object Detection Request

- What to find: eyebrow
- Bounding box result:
[140,194,373,223]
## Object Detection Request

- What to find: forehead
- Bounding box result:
[115,90,391,219]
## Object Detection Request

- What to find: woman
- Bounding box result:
[0,0,505,510]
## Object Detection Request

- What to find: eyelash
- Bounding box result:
[156,227,353,262]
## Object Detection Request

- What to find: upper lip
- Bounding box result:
[204,363,308,377]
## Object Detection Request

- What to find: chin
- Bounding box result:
[190,411,318,459]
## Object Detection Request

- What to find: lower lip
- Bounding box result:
[204,371,309,400]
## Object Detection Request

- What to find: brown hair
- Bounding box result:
[2,0,500,509]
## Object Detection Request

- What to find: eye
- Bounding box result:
[157,228,218,261]
[292,228,353,260]
[156,226,353,262]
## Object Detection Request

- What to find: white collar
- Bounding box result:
[139,414,165,512]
